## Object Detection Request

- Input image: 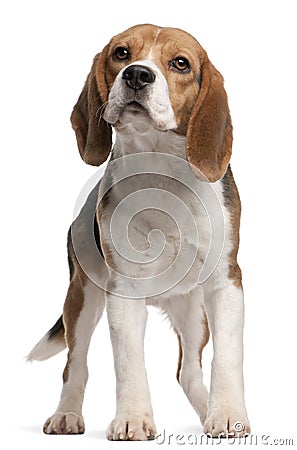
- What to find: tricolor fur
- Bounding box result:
[28,24,250,439]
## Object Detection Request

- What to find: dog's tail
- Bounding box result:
[27,315,66,361]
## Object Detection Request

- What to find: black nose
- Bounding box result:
[122,65,156,91]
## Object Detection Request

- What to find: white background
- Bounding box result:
[1,0,297,448]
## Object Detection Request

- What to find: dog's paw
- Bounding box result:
[204,409,250,438]
[43,412,85,434]
[106,413,156,441]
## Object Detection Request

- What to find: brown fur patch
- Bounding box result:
[96,201,116,271]
[186,54,233,182]
[63,353,71,383]
[71,52,112,166]
[199,310,210,367]
[62,238,89,382]
[71,23,232,182]
[104,24,203,136]
[222,166,242,288]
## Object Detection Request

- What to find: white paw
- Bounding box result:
[204,408,250,437]
[107,413,156,441]
[43,412,85,434]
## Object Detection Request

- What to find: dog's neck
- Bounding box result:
[112,106,182,153]
[112,120,186,160]
[100,111,192,200]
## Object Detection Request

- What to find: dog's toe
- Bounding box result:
[204,408,250,438]
[43,412,85,434]
[107,414,156,441]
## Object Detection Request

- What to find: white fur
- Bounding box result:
[100,57,250,439]
[27,332,66,362]
[37,49,249,438]
[203,281,250,436]
[106,297,156,440]
[155,288,209,425]
[104,60,176,131]
[99,126,227,298]
[43,281,105,434]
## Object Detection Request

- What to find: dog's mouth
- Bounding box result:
[118,100,172,132]
[111,97,175,132]
[123,101,148,115]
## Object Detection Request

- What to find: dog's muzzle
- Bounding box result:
[104,60,177,131]
[122,65,156,91]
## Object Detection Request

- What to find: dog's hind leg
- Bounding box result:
[43,273,105,434]
[160,286,209,426]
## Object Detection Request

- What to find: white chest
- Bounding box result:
[99,132,229,297]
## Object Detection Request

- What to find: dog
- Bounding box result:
[28,24,250,440]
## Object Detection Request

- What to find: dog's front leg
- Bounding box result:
[203,280,250,437]
[106,291,156,441]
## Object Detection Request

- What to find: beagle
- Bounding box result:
[28,24,250,440]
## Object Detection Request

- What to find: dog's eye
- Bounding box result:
[170,57,191,73]
[113,47,131,62]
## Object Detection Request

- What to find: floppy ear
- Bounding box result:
[70,50,112,166]
[186,53,233,182]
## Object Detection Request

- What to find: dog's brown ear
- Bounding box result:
[71,50,112,166]
[186,53,233,182]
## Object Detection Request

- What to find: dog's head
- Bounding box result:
[71,24,232,182]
